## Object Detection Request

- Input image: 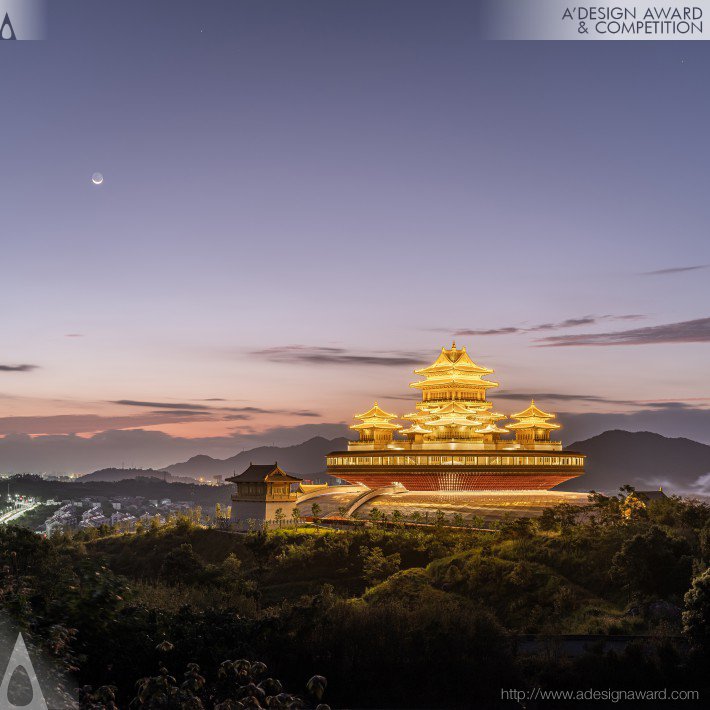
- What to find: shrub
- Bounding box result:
[683,568,710,653]
[611,526,693,599]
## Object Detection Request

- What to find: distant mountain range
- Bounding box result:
[561,430,710,494]
[80,467,196,484]
[77,431,710,496]
[78,436,350,484]
[165,435,350,481]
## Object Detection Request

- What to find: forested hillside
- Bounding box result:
[2,491,710,707]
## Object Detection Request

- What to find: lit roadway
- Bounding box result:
[0,501,40,525]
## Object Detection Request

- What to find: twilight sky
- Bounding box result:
[1,1,709,472]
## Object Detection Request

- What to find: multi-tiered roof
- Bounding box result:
[508,401,561,431]
[350,401,402,445]
[349,343,563,451]
[405,343,501,444]
[410,343,498,399]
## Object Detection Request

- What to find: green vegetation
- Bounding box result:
[1,489,710,707]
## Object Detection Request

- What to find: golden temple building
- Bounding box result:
[326,343,585,491]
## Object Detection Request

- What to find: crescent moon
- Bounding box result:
[91,173,104,185]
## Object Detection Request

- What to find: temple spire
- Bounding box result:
[350,401,401,445]
[508,399,560,445]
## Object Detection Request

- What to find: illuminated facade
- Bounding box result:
[227,463,301,530]
[326,344,585,491]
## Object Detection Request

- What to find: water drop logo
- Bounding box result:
[0,1,46,40]
[0,633,48,709]
[0,12,17,39]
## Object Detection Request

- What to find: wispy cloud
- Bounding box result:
[218,406,321,417]
[642,401,706,411]
[374,393,419,401]
[147,409,212,417]
[641,265,708,276]
[65,333,84,338]
[451,314,644,337]
[0,364,39,372]
[0,411,209,437]
[536,317,710,347]
[494,392,710,410]
[0,401,321,436]
[112,400,211,410]
[253,345,426,367]
[494,392,636,405]
[112,399,321,418]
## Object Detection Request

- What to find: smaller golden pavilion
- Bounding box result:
[351,402,402,445]
[326,343,585,491]
[507,401,561,446]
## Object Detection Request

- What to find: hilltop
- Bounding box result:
[80,467,193,484]
[165,435,350,480]
[559,429,710,493]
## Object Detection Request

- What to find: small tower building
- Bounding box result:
[350,402,402,448]
[226,463,301,530]
[507,401,561,448]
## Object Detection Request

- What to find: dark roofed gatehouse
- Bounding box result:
[226,463,301,531]
[635,488,668,504]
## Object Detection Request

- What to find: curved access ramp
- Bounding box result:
[343,483,408,518]
[295,484,365,508]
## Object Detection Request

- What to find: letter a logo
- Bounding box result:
[0,12,17,40]
[0,633,48,709]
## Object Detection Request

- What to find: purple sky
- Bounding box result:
[1,1,709,472]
